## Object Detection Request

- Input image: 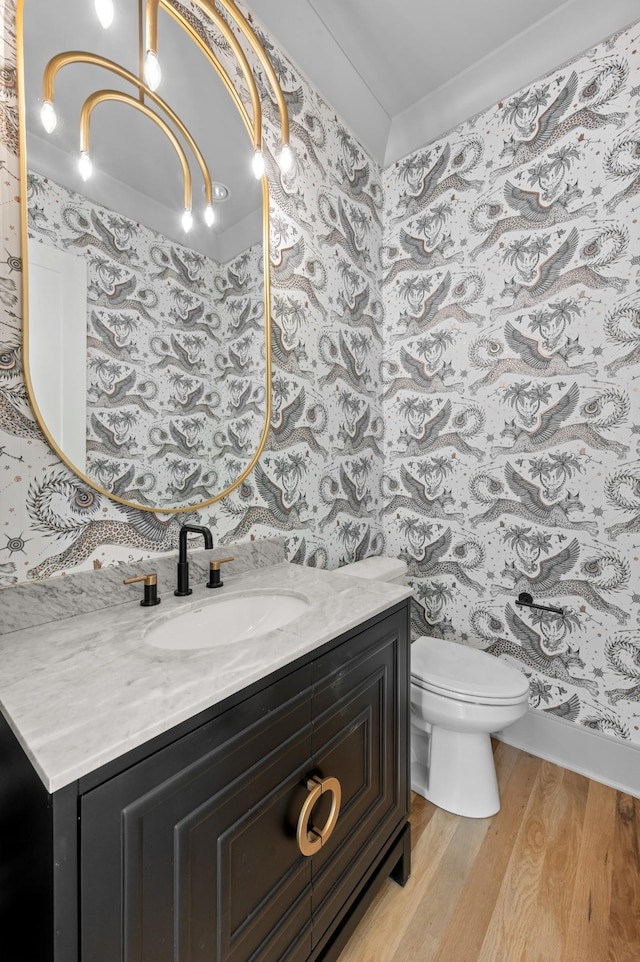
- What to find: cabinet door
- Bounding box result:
[81,668,314,962]
[309,610,409,949]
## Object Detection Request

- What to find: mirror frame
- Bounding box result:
[17,0,273,514]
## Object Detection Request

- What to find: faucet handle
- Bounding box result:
[123,572,161,607]
[207,556,234,589]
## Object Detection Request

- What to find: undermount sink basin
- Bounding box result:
[145,590,311,650]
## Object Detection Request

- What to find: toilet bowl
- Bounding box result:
[338,556,529,818]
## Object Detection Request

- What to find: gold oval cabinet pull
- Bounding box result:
[296,775,342,857]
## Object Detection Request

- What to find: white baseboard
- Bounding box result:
[493,708,640,799]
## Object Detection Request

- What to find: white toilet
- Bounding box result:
[338,556,529,818]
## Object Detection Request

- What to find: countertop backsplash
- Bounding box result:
[0,537,286,636]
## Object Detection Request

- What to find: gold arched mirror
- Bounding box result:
[17,0,290,513]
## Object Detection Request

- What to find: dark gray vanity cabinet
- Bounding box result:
[0,602,410,962]
[80,665,316,962]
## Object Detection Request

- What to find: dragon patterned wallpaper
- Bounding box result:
[383,23,640,741]
[1,0,640,743]
[27,170,264,509]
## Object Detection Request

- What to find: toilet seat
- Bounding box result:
[411,675,529,706]
[411,635,530,706]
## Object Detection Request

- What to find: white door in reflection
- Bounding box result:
[28,239,87,469]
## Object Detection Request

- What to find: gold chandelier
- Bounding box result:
[38,0,292,233]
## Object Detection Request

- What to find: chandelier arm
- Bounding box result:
[43,51,212,205]
[153,0,262,151]
[158,5,254,141]
[146,0,159,57]
[80,89,193,211]
[214,0,290,148]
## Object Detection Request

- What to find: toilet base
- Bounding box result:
[411,722,500,818]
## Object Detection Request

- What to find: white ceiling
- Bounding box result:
[249,0,640,166]
[22,0,640,255]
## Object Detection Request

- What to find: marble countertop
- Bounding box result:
[0,563,411,793]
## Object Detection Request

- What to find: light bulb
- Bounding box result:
[78,151,93,181]
[278,143,293,173]
[251,148,265,180]
[181,208,193,232]
[94,0,114,28]
[40,100,57,133]
[144,50,161,91]
[204,205,215,227]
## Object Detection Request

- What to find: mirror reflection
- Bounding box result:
[21,0,269,511]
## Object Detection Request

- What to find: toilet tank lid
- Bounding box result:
[338,557,407,581]
[411,636,529,701]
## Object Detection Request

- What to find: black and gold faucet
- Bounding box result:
[175,523,213,596]
[207,556,234,589]
[123,572,161,607]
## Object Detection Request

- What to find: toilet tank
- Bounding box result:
[337,556,408,586]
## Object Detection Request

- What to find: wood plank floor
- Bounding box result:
[337,742,640,962]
